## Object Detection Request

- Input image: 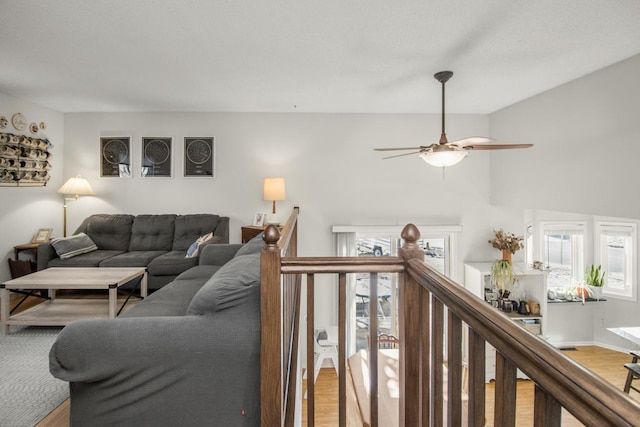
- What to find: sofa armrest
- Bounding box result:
[50,313,260,425]
[198,243,242,266]
[36,242,58,270]
[212,216,230,243]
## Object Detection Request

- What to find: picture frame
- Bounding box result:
[32,228,52,243]
[100,136,131,177]
[253,212,265,226]
[141,137,172,177]
[184,137,215,177]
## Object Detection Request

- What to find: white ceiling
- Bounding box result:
[1,0,640,114]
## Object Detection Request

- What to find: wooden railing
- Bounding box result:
[261,219,640,426]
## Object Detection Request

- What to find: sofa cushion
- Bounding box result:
[51,233,98,259]
[99,251,167,267]
[173,214,221,251]
[185,232,213,258]
[82,214,134,251]
[129,214,176,251]
[147,251,199,276]
[187,253,260,315]
[234,233,265,257]
[47,250,124,267]
[121,276,210,317]
[175,265,221,281]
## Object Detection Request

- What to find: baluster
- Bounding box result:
[369,272,379,427]
[468,329,486,427]
[533,384,561,427]
[338,272,347,427]
[432,296,444,427]
[447,309,462,426]
[421,286,431,425]
[306,274,315,427]
[494,352,517,427]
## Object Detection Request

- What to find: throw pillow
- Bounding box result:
[51,233,98,260]
[187,253,260,315]
[185,232,214,258]
[234,232,265,257]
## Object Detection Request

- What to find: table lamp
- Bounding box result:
[57,175,95,237]
[263,177,286,225]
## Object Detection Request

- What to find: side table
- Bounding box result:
[241,226,267,243]
[14,242,43,261]
[241,225,283,243]
[10,242,44,278]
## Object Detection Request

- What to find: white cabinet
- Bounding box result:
[464,262,547,382]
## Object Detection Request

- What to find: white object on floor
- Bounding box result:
[305,326,339,399]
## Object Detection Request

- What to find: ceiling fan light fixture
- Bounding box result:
[419,145,468,168]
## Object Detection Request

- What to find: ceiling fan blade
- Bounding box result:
[464,144,533,150]
[381,151,423,159]
[447,136,495,147]
[374,147,423,151]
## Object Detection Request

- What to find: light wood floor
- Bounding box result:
[7,286,634,427]
[301,346,640,427]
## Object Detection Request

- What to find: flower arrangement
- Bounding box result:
[488,229,524,254]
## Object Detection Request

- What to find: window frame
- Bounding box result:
[333,224,461,354]
[594,221,637,302]
[541,221,587,288]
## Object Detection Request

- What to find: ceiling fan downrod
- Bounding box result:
[434,71,453,145]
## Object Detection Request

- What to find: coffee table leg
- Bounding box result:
[1,286,10,335]
[141,272,148,298]
[109,284,117,318]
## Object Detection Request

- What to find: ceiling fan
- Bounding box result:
[375,71,532,171]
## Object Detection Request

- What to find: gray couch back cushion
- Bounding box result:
[187,253,260,315]
[234,233,265,257]
[129,214,176,251]
[81,214,135,251]
[173,214,221,251]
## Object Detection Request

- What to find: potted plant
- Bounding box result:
[488,229,524,264]
[491,259,516,301]
[585,264,605,300]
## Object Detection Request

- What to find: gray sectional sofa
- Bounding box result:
[49,234,265,426]
[37,213,229,290]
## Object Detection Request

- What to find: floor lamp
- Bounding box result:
[57,175,95,237]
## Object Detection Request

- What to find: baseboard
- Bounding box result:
[594,341,635,355]
[550,340,634,354]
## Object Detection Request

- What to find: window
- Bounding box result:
[542,222,586,288]
[595,222,637,301]
[334,225,460,352]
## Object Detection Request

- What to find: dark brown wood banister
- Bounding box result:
[261,216,640,426]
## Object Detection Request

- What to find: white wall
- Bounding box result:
[0,92,64,280]
[60,111,523,326]
[489,54,640,218]
[490,54,640,350]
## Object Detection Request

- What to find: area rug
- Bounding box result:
[0,326,68,426]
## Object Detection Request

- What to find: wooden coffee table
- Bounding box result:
[1,267,147,335]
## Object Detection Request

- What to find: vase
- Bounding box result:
[589,286,603,301]
[502,249,512,264]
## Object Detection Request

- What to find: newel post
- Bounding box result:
[260,225,282,425]
[398,224,425,426]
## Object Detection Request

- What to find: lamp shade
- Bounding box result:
[57,175,95,197]
[263,177,286,201]
[419,146,468,168]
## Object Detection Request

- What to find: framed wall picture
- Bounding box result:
[32,228,52,243]
[184,137,215,177]
[253,212,265,226]
[141,137,172,177]
[100,136,131,177]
